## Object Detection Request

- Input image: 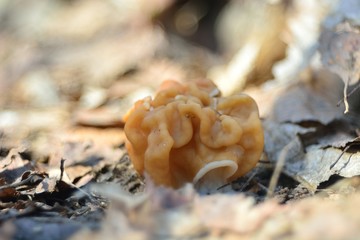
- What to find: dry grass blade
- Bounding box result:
[344,77,350,113]
[337,80,360,112]
[267,139,298,199]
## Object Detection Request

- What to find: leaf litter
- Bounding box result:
[0,0,360,239]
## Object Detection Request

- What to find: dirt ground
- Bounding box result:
[1,1,360,239]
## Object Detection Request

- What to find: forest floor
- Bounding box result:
[1,1,360,239]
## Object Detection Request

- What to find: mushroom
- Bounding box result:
[124,79,264,191]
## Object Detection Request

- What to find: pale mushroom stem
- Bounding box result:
[193,160,238,194]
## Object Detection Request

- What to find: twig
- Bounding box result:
[330,145,349,170]
[258,159,272,164]
[337,80,360,107]
[330,137,360,170]
[59,158,65,182]
[217,182,231,191]
[266,139,297,199]
[338,77,360,114]
[0,174,43,190]
[257,182,269,192]
[57,158,99,204]
[343,77,350,114]
[238,171,257,192]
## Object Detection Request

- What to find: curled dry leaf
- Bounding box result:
[319,22,360,113]
[0,147,34,184]
[269,82,343,124]
[264,119,360,191]
[246,72,344,123]
[74,182,360,239]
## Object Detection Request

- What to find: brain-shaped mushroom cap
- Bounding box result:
[124,79,264,190]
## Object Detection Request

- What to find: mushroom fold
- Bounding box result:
[124,79,264,189]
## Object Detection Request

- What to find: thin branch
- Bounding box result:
[337,80,360,105]
[59,158,65,182]
[330,145,349,170]
[266,139,297,199]
[238,171,258,192]
[331,137,360,170]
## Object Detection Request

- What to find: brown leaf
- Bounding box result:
[35,177,58,194]
[264,119,360,190]
[246,70,344,123]
[61,127,126,147]
[16,171,47,195]
[73,108,124,128]
[0,185,18,201]
[65,165,93,184]
[319,22,360,113]
[320,23,360,86]
[270,82,343,124]
[0,148,34,184]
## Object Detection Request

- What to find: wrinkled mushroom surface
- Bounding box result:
[124,79,264,189]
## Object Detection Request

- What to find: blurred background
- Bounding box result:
[0,0,359,144]
[1,2,360,239]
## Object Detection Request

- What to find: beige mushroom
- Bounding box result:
[124,79,264,191]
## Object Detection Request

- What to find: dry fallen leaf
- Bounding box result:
[264,119,360,191]
[73,108,124,128]
[1,1,360,240]
[194,193,281,234]
[319,22,360,113]
[269,81,344,124]
[72,182,360,240]
[246,71,344,122]
[0,147,34,184]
